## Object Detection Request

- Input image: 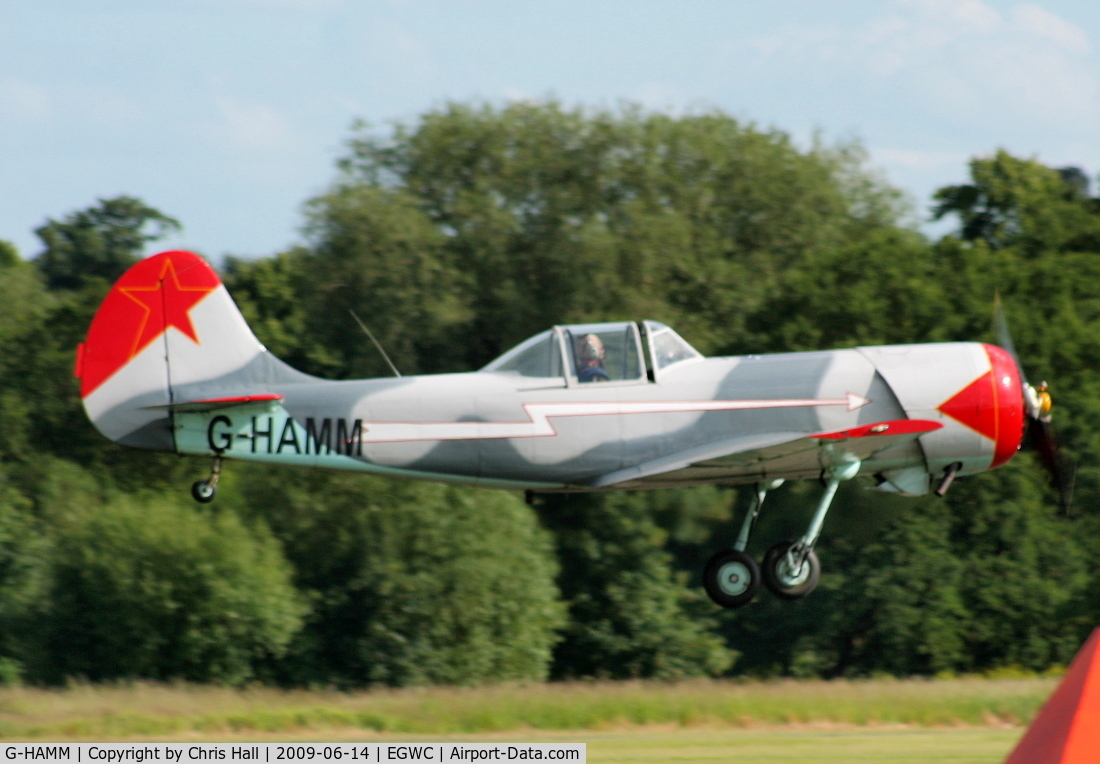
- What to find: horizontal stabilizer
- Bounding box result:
[144,394,284,413]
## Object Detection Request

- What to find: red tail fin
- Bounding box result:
[79,250,221,398]
[79,250,267,450]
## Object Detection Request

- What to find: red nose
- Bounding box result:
[937,344,1026,469]
[986,345,1026,468]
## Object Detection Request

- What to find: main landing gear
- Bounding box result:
[191,456,222,504]
[703,458,861,609]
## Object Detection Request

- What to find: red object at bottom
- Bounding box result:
[1004,628,1100,763]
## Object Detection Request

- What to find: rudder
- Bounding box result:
[77,250,267,450]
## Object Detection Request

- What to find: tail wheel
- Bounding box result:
[703,549,760,609]
[762,540,820,600]
[191,480,217,504]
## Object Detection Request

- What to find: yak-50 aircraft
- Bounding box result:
[77,250,1064,609]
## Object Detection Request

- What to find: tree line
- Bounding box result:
[0,101,1097,685]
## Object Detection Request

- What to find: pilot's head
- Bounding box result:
[576,334,605,365]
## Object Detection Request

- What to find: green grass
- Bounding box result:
[573,728,1021,763]
[0,676,1054,741]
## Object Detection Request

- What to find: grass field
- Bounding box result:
[427,728,1024,763]
[0,676,1053,743]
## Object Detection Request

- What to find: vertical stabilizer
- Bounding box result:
[77,250,266,450]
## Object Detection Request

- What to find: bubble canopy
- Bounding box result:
[481,321,703,383]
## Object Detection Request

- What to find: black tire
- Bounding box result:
[191,480,216,504]
[762,540,820,599]
[703,549,761,609]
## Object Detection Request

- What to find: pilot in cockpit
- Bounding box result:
[575,333,611,383]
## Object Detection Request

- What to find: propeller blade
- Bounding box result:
[1027,418,1076,513]
[993,297,1073,512]
[993,294,1029,387]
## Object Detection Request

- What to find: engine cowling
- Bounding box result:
[859,342,1025,480]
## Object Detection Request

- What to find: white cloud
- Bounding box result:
[902,0,1002,34]
[744,1,1099,135]
[635,82,686,112]
[0,79,144,129]
[73,87,142,129]
[347,20,438,89]
[502,87,535,103]
[0,78,51,123]
[388,29,438,80]
[1012,3,1090,54]
[213,96,296,151]
[872,147,968,170]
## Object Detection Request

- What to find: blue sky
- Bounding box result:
[3,0,1099,261]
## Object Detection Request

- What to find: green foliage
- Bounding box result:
[752,227,953,352]
[230,466,564,686]
[0,240,19,266]
[35,196,180,290]
[28,494,304,685]
[222,249,323,370]
[0,256,52,466]
[0,477,50,680]
[754,461,1089,679]
[321,102,907,366]
[537,492,734,680]
[300,185,471,377]
[932,150,1100,254]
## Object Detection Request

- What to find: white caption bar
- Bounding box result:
[0,744,585,764]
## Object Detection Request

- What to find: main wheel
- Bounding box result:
[703,549,761,609]
[762,540,820,599]
[191,480,217,504]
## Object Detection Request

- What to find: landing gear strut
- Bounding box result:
[759,458,858,600]
[703,480,780,609]
[191,456,222,504]
[703,457,860,609]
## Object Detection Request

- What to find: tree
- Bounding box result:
[536,492,734,680]
[229,466,564,686]
[0,240,18,267]
[325,102,907,366]
[0,477,50,684]
[0,248,50,466]
[35,196,180,290]
[5,200,195,485]
[300,185,472,378]
[28,494,304,685]
[931,150,1100,254]
[750,227,954,353]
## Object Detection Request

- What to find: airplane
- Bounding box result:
[76,249,1062,610]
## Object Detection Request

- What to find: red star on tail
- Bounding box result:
[77,251,221,398]
[119,257,216,360]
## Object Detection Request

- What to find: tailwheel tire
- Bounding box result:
[191,480,217,504]
[762,540,820,600]
[703,549,761,609]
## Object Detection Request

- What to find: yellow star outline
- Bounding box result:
[118,257,217,361]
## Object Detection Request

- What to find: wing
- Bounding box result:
[592,419,943,489]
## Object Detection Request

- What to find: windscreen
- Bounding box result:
[646,321,703,372]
